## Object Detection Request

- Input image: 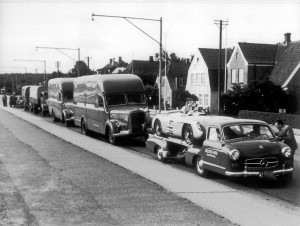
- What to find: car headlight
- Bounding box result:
[229,149,240,161]
[281,147,292,158]
[196,122,203,131]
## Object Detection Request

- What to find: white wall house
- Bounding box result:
[186,48,233,113]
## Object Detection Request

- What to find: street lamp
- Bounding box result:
[13,59,46,85]
[92,13,163,113]
[36,46,80,77]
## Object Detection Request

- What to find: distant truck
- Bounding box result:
[48,78,74,126]
[73,74,148,144]
[29,85,47,114]
[22,86,32,111]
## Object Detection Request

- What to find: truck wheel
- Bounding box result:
[52,110,58,122]
[108,128,117,145]
[33,105,38,114]
[195,156,208,177]
[81,120,89,136]
[157,147,167,163]
[183,125,194,145]
[154,119,162,136]
[63,116,70,127]
[42,110,46,117]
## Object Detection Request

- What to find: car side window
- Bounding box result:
[98,95,104,108]
[208,127,221,141]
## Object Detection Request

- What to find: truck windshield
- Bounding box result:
[223,124,275,141]
[106,94,126,106]
[127,93,146,105]
[63,91,73,100]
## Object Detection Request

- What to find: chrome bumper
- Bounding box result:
[113,130,145,137]
[225,168,293,177]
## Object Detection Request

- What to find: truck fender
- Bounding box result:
[105,120,118,135]
[146,137,168,154]
[62,108,74,120]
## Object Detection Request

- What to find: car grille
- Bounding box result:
[245,157,278,169]
[128,111,146,133]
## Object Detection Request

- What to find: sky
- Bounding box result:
[0,0,299,74]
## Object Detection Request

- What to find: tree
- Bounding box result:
[221,80,294,116]
[145,84,159,107]
[68,61,94,77]
[172,88,198,109]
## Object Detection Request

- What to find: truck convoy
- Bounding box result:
[73,74,148,144]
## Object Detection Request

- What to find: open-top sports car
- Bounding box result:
[152,110,231,145]
[147,117,294,181]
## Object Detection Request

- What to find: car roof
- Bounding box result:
[191,115,268,127]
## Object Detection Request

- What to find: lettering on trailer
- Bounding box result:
[205,148,218,158]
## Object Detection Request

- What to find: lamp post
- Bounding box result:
[36,46,80,77]
[92,13,163,113]
[13,59,46,85]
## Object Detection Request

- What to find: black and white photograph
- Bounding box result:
[0,0,299,225]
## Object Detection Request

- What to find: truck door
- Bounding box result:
[97,95,107,135]
[201,127,224,174]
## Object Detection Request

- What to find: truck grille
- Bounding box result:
[128,111,146,133]
[245,157,278,169]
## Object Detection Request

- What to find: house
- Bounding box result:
[269,33,300,113]
[186,48,233,112]
[226,42,277,90]
[155,60,190,108]
[97,57,128,74]
[123,56,159,85]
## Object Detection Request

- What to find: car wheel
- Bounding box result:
[108,128,117,145]
[195,156,208,177]
[183,124,194,145]
[154,119,162,136]
[81,119,89,136]
[157,147,167,163]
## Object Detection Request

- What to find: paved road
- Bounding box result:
[0,108,233,225]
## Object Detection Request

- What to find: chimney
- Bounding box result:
[119,56,122,63]
[109,59,112,65]
[112,58,115,64]
[284,33,291,45]
[149,56,154,62]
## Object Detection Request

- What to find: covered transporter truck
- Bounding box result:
[47,78,74,126]
[73,74,148,144]
[29,85,47,114]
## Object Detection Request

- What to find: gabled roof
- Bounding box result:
[199,48,234,69]
[161,61,190,90]
[123,60,159,75]
[238,42,277,64]
[269,41,300,86]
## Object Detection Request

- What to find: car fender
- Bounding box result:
[105,120,118,135]
[62,108,74,120]
[146,136,168,154]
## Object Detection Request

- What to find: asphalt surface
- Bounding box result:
[0,108,233,225]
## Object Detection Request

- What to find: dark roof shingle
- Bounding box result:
[238,42,277,64]
[198,48,233,69]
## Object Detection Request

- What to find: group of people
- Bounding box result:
[275,119,298,155]
[2,93,17,107]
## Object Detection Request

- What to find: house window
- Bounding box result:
[196,73,200,85]
[238,69,244,83]
[231,69,237,83]
[204,94,209,106]
[199,94,203,106]
[200,73,205,85]
[235,52,238,60]
[183,79,187,86]
[179,78,185,87]
[191,74,195,85]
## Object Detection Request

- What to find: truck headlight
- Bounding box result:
[282,147,292,158]
[229,149,240,161]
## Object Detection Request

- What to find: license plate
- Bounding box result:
[260,171,273,177]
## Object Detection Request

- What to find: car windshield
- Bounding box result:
[106,94,126,106]
[223,124,275,141]
[127,93,146,105]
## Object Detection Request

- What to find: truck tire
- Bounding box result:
[81,119,89,136]
[157,147,167,163]
[52,110,58,122]
[108,127,117,145]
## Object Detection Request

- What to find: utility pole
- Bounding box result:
[214,19,228,115]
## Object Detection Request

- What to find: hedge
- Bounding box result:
[238,110,300,129]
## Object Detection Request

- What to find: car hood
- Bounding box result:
[229,138,282,157]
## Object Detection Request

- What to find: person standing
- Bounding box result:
[2,94,8,107]
[275,119,298,155]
